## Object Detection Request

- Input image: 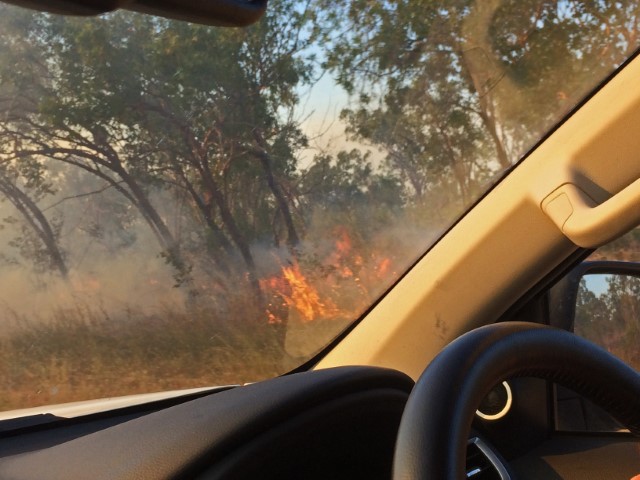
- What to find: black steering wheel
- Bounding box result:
[392,322,640,479]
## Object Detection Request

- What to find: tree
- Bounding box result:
[0,156,68,279]
[315,0,515,207]
[575,277,609,342]
[316,0,640,207]
[0,7,193,284]
[0,2,319,301]
[603,274,640,368]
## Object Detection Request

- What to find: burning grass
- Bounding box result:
[0,227,417,412]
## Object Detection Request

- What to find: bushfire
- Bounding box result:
[260,228,397,325]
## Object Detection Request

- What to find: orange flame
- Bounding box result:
[259,227,399,325]
[260,260,336,324]
[376,258,392,278]
[281,263,334,322]
[335,228,352,255]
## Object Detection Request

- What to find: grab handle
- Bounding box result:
[541,179,640,248]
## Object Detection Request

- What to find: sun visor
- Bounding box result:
[0,0,268,26]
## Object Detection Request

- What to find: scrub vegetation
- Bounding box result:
[0,299,357,410]
[0,304,285,410]
[0,0,639,410]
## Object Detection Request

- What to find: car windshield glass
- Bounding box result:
[0,0,638,412]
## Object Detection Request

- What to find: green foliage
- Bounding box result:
[490,0,640,138]
[316,0,640,206]
[0,0,637,282]
[0,1,323,284]
[300,149,403,233]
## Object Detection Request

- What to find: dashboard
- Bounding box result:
[0,363,638,480]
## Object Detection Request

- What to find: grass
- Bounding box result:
[0,301,350,412]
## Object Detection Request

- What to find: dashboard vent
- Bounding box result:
[466,438,510,479]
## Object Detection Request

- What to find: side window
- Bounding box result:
[575,272,640,369]
[551,227,639,433]
[575,227,640,365]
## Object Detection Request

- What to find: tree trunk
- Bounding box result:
[0,177,69,279]
[251,131,300,248]
[460,0,513,169]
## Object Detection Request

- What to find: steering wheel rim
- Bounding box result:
[392,322,640,480]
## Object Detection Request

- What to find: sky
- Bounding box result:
[583,273,611,297]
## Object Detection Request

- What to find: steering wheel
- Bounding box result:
[392,322,640,479]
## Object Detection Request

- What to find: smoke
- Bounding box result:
[0,172,189,329]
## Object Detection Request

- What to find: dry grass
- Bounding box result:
[0,302,349,411]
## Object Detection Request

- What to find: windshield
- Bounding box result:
[0,0,638,412]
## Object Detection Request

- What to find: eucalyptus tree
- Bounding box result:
[0,152,68,279]
[317,0,640,207]
[0,1,319,300]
